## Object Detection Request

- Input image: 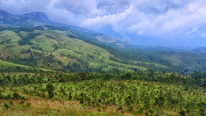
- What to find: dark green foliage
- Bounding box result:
[4,103,9,110]
[19,100,25,104]
[46,83,55,99]
[118,106,123,110]
[13,92,21,99]
[9,100,13,105]
[5,94,12,99]
[191,72,206,80]
[18,32,41,45]
[179,110,186,116]
[0,93,4,99]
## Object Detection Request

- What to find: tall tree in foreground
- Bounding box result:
[46,83,55,99]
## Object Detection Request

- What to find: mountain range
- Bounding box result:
[1,9,206,73]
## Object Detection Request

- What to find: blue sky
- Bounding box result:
[1,0,206,47]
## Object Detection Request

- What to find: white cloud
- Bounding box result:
[1,0,206,45]
[201,33,206,37]
[80,0,206,39]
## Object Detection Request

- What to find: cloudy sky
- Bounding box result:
[1,0,206,47]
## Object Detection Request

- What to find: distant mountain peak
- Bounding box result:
[21,11,50,22]
[0,9,50,25]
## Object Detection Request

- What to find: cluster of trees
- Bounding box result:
[0,66,41,73]
[0,71,206,88]
[0,72,205,115]
[0,71,205,115]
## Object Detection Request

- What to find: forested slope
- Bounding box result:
[1,26,206,73]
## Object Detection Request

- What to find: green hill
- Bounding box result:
[0,60,53,72]
[0,26,163,72]
[0,26,206,73]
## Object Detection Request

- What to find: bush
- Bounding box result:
[179,110,186,116]
[0,93,4,99]
[5,94,12,99]
[10,100,13,105]
[4,103,9,110]
[19,100,25,104]
[46,83,55,99]
[118,106,123,110]
[26,102,32,107]
[13,92,21,99]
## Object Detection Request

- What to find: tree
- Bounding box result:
[46,83,55,99]
[4,103,9,110]
[13,92,21,99]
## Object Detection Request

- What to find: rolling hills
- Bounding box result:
[1,9,206,73]
[1,25,206,73]
[0,26,162,72]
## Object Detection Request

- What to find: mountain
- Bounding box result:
[0,10,50,26]
[0,9,126,47]
[0,9,16,24]
[21,12,50,22]
[0,9,98,32]
[1,9,206,73]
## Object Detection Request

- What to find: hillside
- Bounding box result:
[1,9,206,73]
[0,4,206,116]
[0,26,166,72]
[1,25,206,73]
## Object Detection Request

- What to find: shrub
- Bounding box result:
[118,106,123,110]
[4,103,9,110]
[19,100,25,104]
[10,100,13,105]
[179,110,186,116]
[13,92,21,99]
[46,83,55,99]
[0,93,4,99]
[5,94,12,99]
[26,102,32,107]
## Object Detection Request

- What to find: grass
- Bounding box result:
[0,60,32,69]
[0,99,125,116]
[0,30,21,45]
[31,34,59,51]
[0,27,171,72]
[0,60,53,72]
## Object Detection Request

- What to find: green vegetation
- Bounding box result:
[0,71,205,115]
[0,25,206,115]
[1,26,206,73]
[0,26,156,73]
[46,83,55,99]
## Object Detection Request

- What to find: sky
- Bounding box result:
[1,0,206,47]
